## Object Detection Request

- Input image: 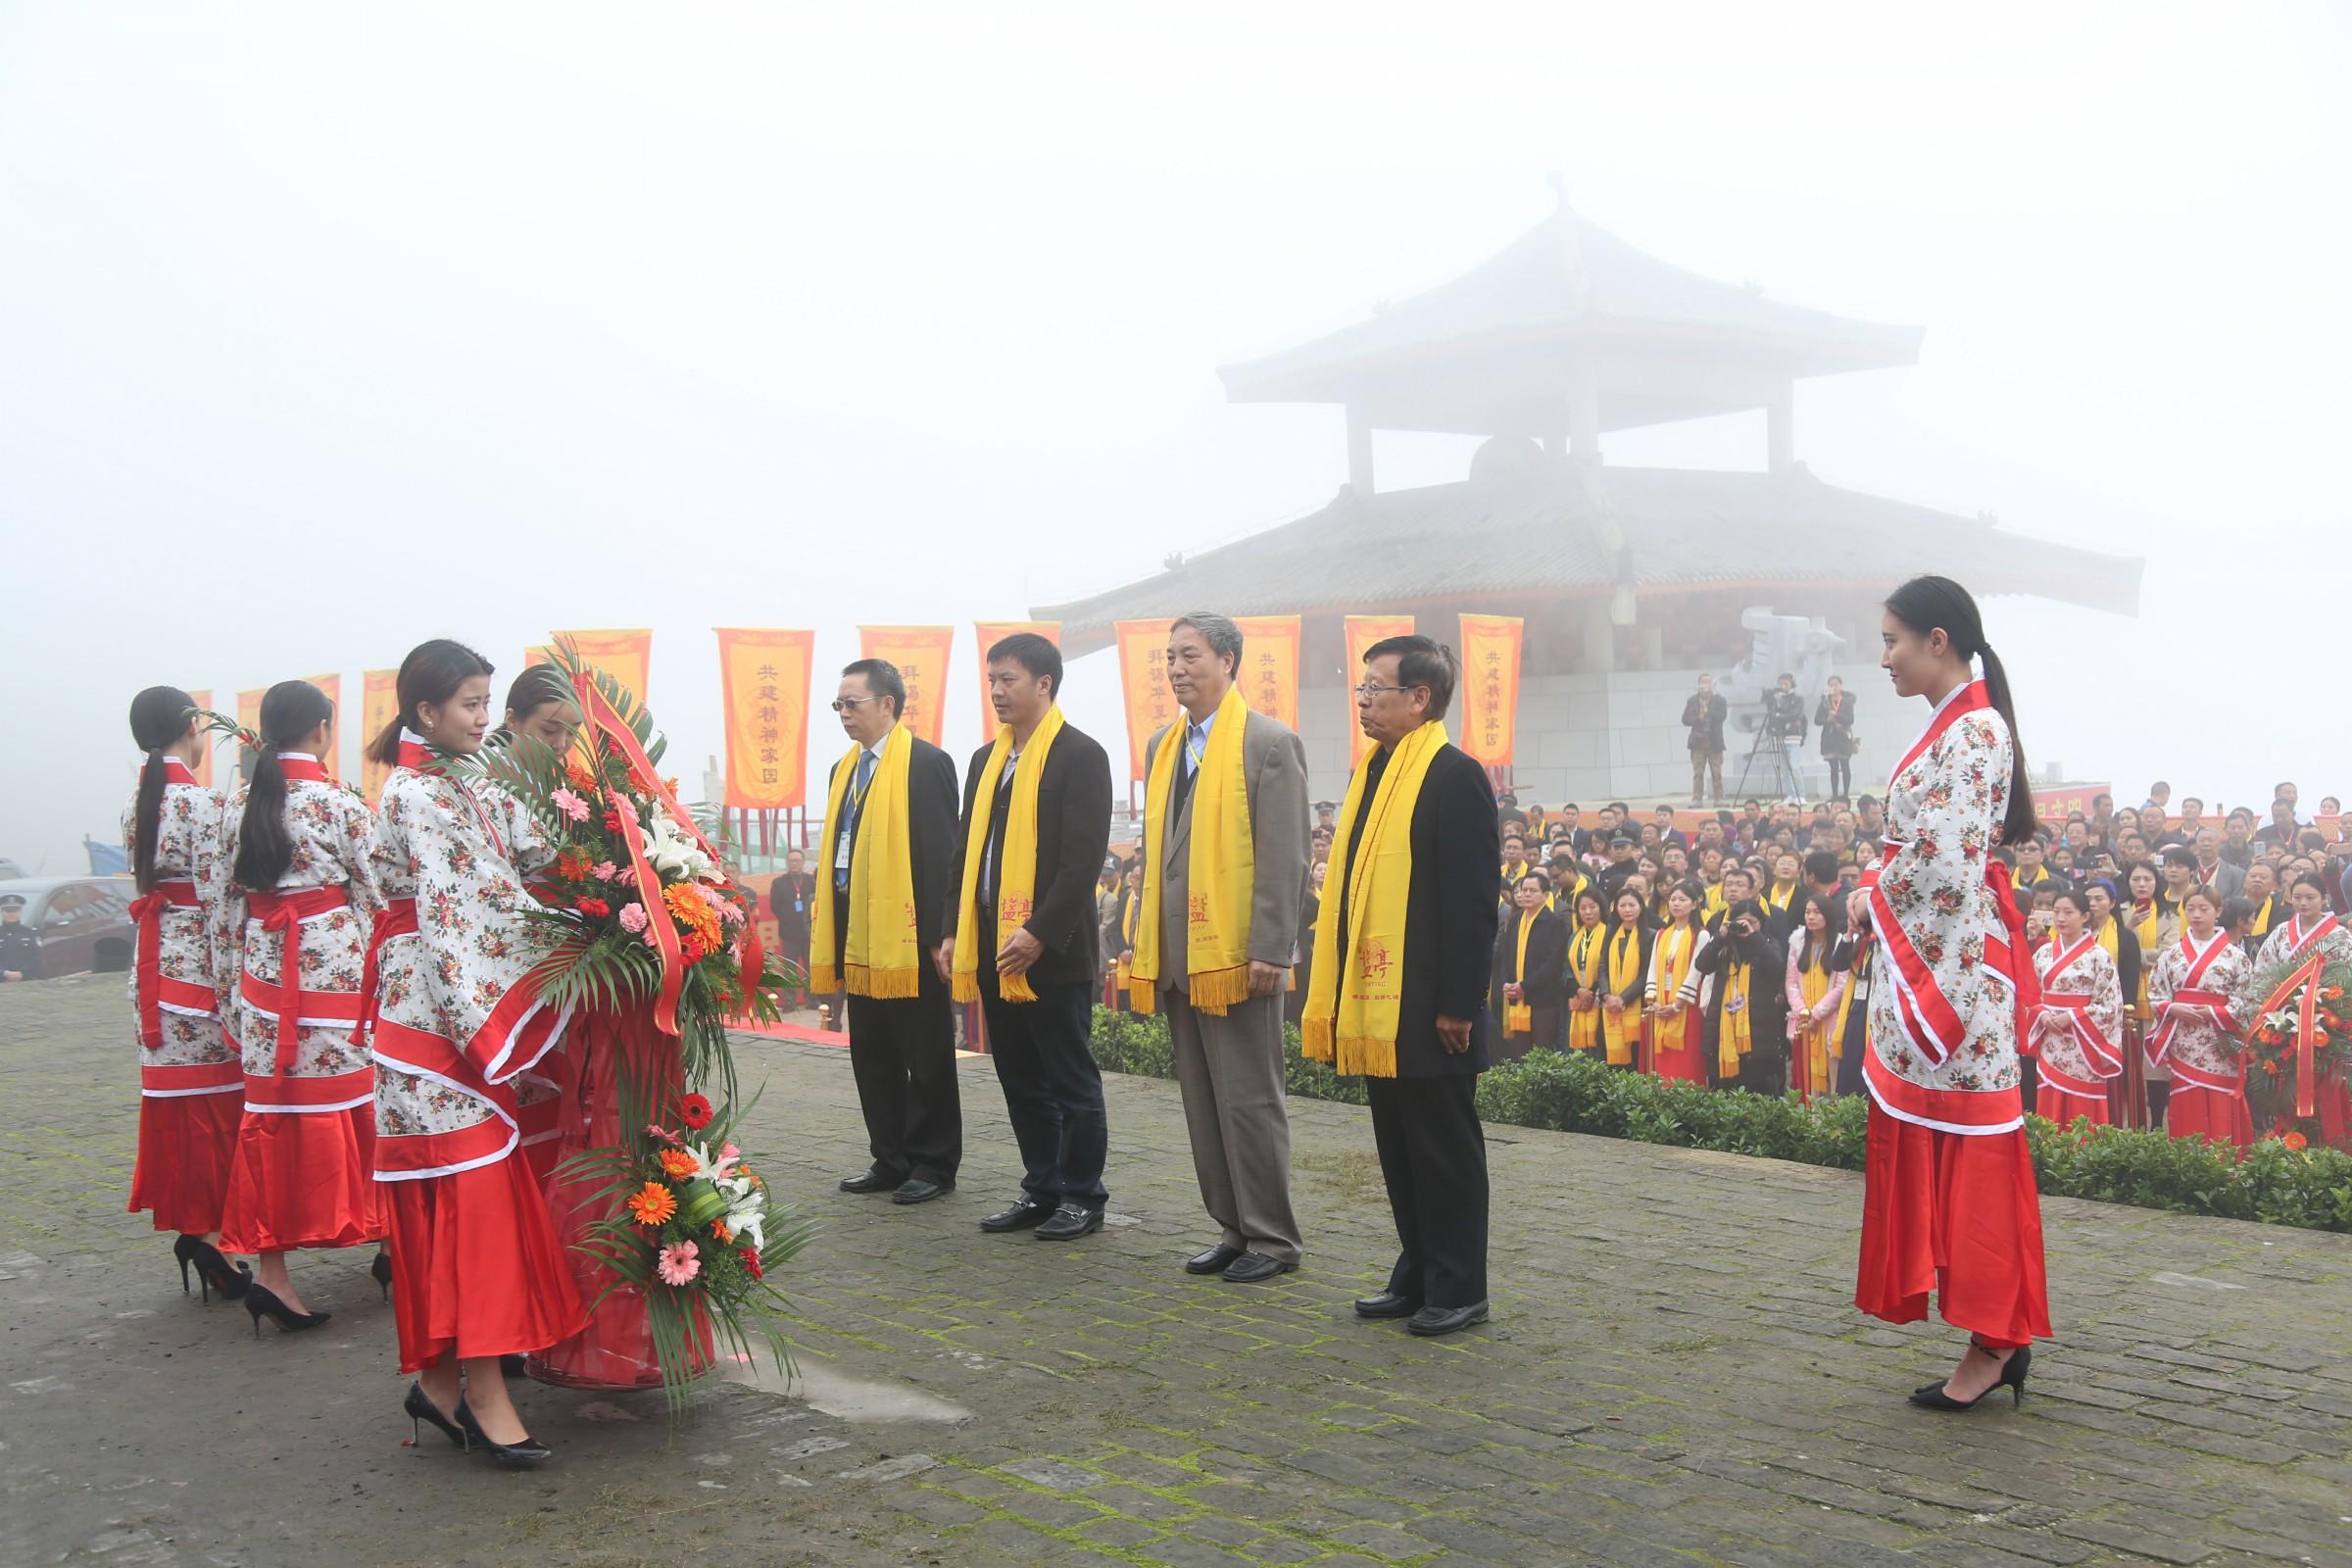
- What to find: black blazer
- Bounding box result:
[1492,905,1568,1015]
[826,733,960,984]
[948,722,1114,992]
[1335,740,1499,1077]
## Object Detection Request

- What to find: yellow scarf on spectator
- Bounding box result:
[1303,719,1447,1078]
[809,724,920,999]
[1131,686,1254,1014]
[1603,923,1643,1066]
[1567,920,1604,1053]
[1649,925,1697,1061]
[1718,956,1754,1077]
[1504,909,1535,1035]
[949,706,1065,1004]
[1793,944,1850,1097]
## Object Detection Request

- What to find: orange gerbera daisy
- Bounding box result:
[625,1181,678,1227]
[2281,1131,2309,1152]
[658,1149,700,1180]
[711,1218,733,1244]
[663,882,723,951]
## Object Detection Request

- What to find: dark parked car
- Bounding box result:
[0,876,137,976]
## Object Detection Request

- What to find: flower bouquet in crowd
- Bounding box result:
[2241,946,2352,1150]
[471,642,801,1412]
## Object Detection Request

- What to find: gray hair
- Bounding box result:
[1170,612,1243,679]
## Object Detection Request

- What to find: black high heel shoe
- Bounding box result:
[172,1236,251,1303]
[370,1251,393,1301]
[243,1283,332,1338]
[1910,1340,2032,1410]
[455,1400,551,1469]
[404,1382,467,1449]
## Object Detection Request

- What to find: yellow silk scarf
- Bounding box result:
[1794,948,1851,1098]
[949,706,1066,1004]
[1568,921,1605,1053]
[1603,923,1643,1065]
[1504,909,1535,1035]
[1649,925,1697,1060]
[1302,719,1448,1078]
[1131,686,1254,1014]
[1718,956,1754,1077]
[808,724,921,999]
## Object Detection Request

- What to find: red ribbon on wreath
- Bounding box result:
[2252,952,2329,1120]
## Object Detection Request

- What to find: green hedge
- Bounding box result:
[1088,1007,2352,1234]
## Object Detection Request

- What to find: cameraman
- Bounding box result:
[1695,896,1788,1094]
[1764,673,1808,805]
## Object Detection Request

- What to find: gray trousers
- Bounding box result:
[1163,987,1302,1264]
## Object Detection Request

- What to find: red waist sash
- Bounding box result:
[129,879,205,1049]
[2039,993,2122,1079]
[244,885,355,1074]
[357,897,419,1050]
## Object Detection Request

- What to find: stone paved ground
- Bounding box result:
[5,974,2351,1568]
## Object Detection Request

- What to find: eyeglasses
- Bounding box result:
[1353,681,1414,699]
[828,697,872,712]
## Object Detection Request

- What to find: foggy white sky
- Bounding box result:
[4,3,2349,870]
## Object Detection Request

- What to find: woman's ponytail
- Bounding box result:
[126,686,196,895]
[1885,574,2038,848]
[1977,643,2039,849]
[233,680,334,891]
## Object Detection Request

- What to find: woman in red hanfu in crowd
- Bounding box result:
[1849,576,2051,1411]
[2147,884,2253,1147]
[122,686,249,1302]
[2237,871,2352,1145]
[2031,886,2126,1128]
[365,641,583,1468]
[216,680,388,1335]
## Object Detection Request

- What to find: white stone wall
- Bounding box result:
[1296,662,1912,808]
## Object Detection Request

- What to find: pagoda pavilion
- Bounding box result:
[1037,194,2141,805]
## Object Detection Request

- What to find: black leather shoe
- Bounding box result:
[1352,1291,1422,1319]
[838,1168,903,1195]
[978,1198,1053,1233]
[891,1177,953,1205]
[1220,1251,1296,1285]
[1406,1301,1491,1337]
[1033,1202,1103,1241]
[1184,1244,1245,1276]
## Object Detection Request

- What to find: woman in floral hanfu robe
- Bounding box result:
[363,641,582,1465]
[213,680,388,1327]
[1850,577,2050,1410]
[2146,885,2252,1147]
[122,685,247,1298]
[2031,887,2125,1128]
[2235,871,2352,1145]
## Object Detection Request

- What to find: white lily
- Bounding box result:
[723,1199,766,1254]
[695,1141,741,1184]
[642,806,716,882]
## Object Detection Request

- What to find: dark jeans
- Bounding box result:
[1366,1073,1489,1308]
[1826,756,1852,799]
[981,961,1109,1210]
[846,987,961,1185]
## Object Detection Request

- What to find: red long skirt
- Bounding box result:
[1855,1104,2051,1348]
[2166,1085,2253,1149]
[2034,1083,2111,1127]
[384,1152,587,1374]
[219,1106,385,1254]
[128,1091,241,1236]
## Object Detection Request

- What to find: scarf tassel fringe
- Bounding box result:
[1300,1017,1397,1078]
[845,963,923,1001]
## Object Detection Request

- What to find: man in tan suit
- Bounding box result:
[1144,612,1311,1283]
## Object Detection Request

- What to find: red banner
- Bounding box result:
[974,621,1060,733]
[716,628,815,809]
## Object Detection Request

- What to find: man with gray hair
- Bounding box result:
[1128,612,1311,1283]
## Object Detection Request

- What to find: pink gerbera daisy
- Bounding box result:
[656,1240,701,1287]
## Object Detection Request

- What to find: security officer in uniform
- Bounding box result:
[0,894,42,982]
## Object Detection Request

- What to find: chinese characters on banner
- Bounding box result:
[186,689,214,789]
[304,673,344,782]
[1455,614,1523,766]
[532,628,653,708]
[1232,615,1300,730]
[360,669,400,803]
[715,628,815,809]
[972,621,1059,734]
[1114,618,1184,782]
[857,624,954,747]
[1343,614,1415,765]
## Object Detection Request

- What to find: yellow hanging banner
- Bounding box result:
[973,621,1060,733]
[715,628,815,809]
[1232,615,1301,731]
[857,624,955,747]
[304,673,344,783]
[533,628,653,709]
[186,688,215,789]
[360,669,400,803]
[1456,613,1523,767]
[1114,618,1183,782]
[1343,615,1415,765]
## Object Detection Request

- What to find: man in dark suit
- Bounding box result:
[767,848,816,1008]
[1683,674,1728,806]
[1322,635,1499,1338]
[828,658,963,1205]
[941,633,1115,1242]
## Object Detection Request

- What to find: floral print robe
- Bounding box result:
[2147,930,2249,1085]
[214,775,383,1100]
[369,763,570,1176]
[124,776,240,1088]
[2032,937,2124,1095]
